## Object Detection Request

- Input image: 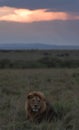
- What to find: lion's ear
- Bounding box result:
[27,94,32,99]
[39,95,45,101]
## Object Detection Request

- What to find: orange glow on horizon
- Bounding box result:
[0,6,79,23]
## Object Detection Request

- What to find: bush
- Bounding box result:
[0,59,12,68]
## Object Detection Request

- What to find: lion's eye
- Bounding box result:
[37,99,40,102]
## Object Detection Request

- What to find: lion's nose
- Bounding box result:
[35,104,38,107]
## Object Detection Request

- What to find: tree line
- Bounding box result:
[0,57,79,68]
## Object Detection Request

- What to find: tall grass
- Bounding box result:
[0,68,79,130]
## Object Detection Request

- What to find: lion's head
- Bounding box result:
[25,91,57,122]
[26,91,46,114]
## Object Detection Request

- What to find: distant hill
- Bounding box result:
[0,43,79,50]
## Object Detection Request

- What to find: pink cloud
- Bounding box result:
[0,6,79,23]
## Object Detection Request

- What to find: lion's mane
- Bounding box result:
[25,91,57,123]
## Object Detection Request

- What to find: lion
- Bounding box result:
[25,91,57,123]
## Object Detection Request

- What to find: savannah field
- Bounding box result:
[0,50,79,130]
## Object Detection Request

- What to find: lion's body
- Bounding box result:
[25,91,57,123]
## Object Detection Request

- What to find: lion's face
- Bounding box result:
[27,91,46,113]
[28,96,41,112]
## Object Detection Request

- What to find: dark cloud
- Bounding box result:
[0,0,79,45]
[0,0,79,12]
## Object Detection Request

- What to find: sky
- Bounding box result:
[0,0,79,45]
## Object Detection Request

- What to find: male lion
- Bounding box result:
[25,91,57,123]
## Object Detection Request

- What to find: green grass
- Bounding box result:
[0,68,79,130]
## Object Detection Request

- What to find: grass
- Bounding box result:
[0,68,79,130]
[1,50,79,68]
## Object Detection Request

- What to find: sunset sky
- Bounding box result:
[0,0,79,45]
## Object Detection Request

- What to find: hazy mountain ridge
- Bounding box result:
[0,43,79,50]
